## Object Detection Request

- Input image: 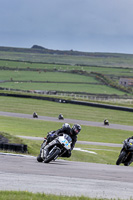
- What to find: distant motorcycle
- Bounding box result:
[58,114,64,120]
[37,133,72,163]
[116,139,133,166]
[104,119,109,126]
[33,112,38,118]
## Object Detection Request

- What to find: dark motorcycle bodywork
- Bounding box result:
[116,140,133,166]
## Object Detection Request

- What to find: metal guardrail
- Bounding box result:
[0,143,27,153]
[0,92,133,112]
[66,99,133,112]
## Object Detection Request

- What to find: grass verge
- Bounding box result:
[0,191,112,200]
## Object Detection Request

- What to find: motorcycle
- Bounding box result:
[104,119,109,126]
[58,114,64,120]
[116,139,133,166]
[37,133,72,163]
[33,112,38,118]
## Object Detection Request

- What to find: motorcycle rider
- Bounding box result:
[46,123,81,158]
[123,136,133,166]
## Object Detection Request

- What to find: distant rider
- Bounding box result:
[33,112,38,118]
[58,113,64,120]
[46,123,81,158]
[104,119,109,125]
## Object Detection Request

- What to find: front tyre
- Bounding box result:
[44,148,60,163]
[37,154,43,162]
[116,151,127,165]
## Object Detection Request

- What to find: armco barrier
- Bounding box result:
[0,143,27,153]
[66,100,133,112]
[1,92,133,112]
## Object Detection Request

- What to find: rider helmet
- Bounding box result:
[72,124,81,135]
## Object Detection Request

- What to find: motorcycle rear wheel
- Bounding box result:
[44,148,60,163]
[116,151,127,165]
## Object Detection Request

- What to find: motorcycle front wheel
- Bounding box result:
[44,148,60,163]
[116,151,127,165]
[37,154,43,162]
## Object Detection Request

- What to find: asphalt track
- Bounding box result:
[0,111,133,199]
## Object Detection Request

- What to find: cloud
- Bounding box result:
[0,0,133,53]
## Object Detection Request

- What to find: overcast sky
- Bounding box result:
[0,0,133,54]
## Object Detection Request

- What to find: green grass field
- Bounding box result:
[0,70,99,82]
[0,81,128,95]
[0,59,133,97]
[1,49,133,67]
[0,59,133,76]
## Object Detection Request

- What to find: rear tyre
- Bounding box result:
[116,151,126,165]
[44,149,60,163]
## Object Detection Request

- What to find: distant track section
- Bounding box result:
[0,111,133,131]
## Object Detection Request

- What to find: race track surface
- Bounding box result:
[0,111,133,199]
[0,153,133,199]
